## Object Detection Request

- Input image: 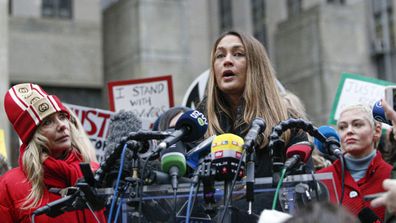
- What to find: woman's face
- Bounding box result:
[39,112,71,158]
[337,109,379,158]
[213,35,247,98]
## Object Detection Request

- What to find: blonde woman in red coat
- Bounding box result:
[0,83,106,223]
[318,104,391,223]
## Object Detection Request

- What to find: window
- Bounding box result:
[42,0,72,19]
[287,0,302,17]
[219,0,233,33]
[251,0,267,47]
[327,0,346,4]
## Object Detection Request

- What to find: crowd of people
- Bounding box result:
[1,30,396,223]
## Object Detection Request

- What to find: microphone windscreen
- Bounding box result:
[211,133,244,160]
[160,142,187,176]
[372,100,392,125]
[211,133,244,180]
[175,110,208,142]
[314,125,340,155]
[104,110,142,155]
[286,141,313,163]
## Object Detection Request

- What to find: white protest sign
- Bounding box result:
[65,103,114,162]
[107,75,174,129]
[329,73,395,125]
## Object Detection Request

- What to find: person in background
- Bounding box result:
[317,104,392,222]
[281,90,331,170]
[152,106,191,131]
[0,83,106,223]
[197,30,308,178]
[371,99,396,222]
[66,105,98,162]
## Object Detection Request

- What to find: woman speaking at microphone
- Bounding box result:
[197,30,308,178]
[317,104,391,222]
[0,83,106,223]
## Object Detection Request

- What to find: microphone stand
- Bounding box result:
[124,140,143,221]
[245,145,255,215]
[221,179,233,223]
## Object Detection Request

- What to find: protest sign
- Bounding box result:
[329,73,395,125]
[108,75,174,129]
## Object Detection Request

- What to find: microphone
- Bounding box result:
[210,133,245,181]
[95,110,142,187]
[160,141,187,190]
[284,141,313,171]
[158,110,208,151]
[243,117,266,151]
[144,170,192,185]
[313,125,343,157]
[33,194,78,217]
[185,135,216,169]
[105,110,142,155]
[372,100,392,126]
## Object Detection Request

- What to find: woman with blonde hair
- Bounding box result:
[318,104,391,222]
[0,83,106,223]
[197,31,308,178]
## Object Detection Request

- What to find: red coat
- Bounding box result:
[317,152,391,221]
[0,150,107,223]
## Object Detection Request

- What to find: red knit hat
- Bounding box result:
[4,83,70,145]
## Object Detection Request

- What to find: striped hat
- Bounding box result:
[4,83,69,145]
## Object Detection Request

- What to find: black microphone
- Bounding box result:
[33,194,78,217]
[284,141,313,171]
[243,117,266,151]
[157,110,208,151]
[144,170,192,185]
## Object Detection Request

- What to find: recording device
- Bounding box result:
[158,110,208,151]
[186,135,216,169]
[385,85,396,111]
[372,100,393,126]
[313,126,342,158]
[210,133,245,181]
[160,141,187,190]
[284,141,313,172]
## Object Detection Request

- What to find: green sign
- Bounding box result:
[328,73,395,125]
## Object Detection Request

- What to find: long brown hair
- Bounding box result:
[206,31,290,147]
